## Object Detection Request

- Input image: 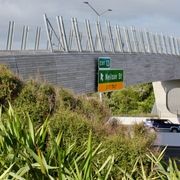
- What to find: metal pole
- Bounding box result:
[36,27,41,50]
[106,21,115,53]
[56,16,69,52]
[158,33,163,54]
[145,31,152,53]
[115,25,124,52]
[96,21,105,52]
[124,27,132,52]
[162,34,168,54]
[176,38,180,55]
[21,26,25,50]
[175,38,180,55]
[23,26,29,50]
[152,33,158,53]
[131,26,139,52]
[172,37,178,55]
[85,19,95,52]
[43,14,53,52]
[168,36,173,55]
[72,17,82,52]
[6,21,11,50]
[9,21,14,50]
[139,30,146,53]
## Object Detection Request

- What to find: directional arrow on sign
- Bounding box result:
[100,73,104,81]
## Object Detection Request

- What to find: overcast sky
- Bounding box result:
[0,0,180,37]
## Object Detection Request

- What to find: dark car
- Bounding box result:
[144,119,180,133]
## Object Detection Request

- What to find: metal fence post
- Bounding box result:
[145,31,152,53]
[6,21,14,50]
[139,30,146,53]
[106,21,115,53]
[56,16,69,52]
[72,17,82,52]
[96,21,105,52]
[124,27,132,52]
[34,27,41,50]
[85,19,95,52]
[115,25,124,52]
[43,14,53,52]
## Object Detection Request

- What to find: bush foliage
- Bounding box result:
[0,64,22,107]
[1,64,174,179]
[105,83,155,115]
[14,80,56,123]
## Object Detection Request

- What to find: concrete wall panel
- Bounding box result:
[0,52,180,93]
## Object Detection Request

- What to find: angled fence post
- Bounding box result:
[161,33,168,54]
[106,21,115,53]
[131,26,139,52]
[139,30,146,53]
[172,37,178,55]
[176,38,180,55]
[168,36,173,55]
[6,21,14,50]
[43,14,53,52]
[21,26,29,50]
[152,33,158,53]
[96,21,105,52]
[72,17,82,52]
[115,25,124,52]
[34,27,41,50]
[145,31,152,53]
[158,33,163,54]
[85,19,95,52]
[124,27,132,52]
[56,16,69,52]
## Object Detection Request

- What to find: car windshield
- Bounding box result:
[162,120,172,124]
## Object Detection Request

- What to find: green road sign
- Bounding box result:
[98,57,111,69]
[98,69,123,84]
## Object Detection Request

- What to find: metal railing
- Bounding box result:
[1,14,180,55]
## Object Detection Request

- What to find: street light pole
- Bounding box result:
[83,1,112,21]
[83,1,112,102]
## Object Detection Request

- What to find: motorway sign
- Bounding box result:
[98,69,124,92]
[98,57,111,69]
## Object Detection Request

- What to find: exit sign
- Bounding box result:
[98,69,124,92]
[98,57,111,69]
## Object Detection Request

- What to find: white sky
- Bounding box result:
[0,0,180,37]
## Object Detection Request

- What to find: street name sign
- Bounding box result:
[98,57,111,69]
[98,69,124,92]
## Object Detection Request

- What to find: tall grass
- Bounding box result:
[0,104,114,179]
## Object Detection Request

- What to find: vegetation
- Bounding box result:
[0,106,179,179]
[0,64,179,179]
[104,83,155,115]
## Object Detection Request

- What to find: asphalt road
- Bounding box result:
[154,132,180,162]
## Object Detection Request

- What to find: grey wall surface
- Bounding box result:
[0,52,180,93]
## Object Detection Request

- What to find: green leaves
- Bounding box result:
[105,83,155,115]
[0,105,115,179]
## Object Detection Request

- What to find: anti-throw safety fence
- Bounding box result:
[2,14,180,55]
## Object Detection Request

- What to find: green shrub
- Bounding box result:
[49,107,97,147]
[75,96,111,122]
[100,123,156,178]
[14,80,56,123]
[0,64,22,107]
[57,88,110,122]
[105,83,155,115]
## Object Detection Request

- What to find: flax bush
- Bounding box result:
[0,105,114,179]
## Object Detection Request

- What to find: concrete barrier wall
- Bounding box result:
[0,52,180,93]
